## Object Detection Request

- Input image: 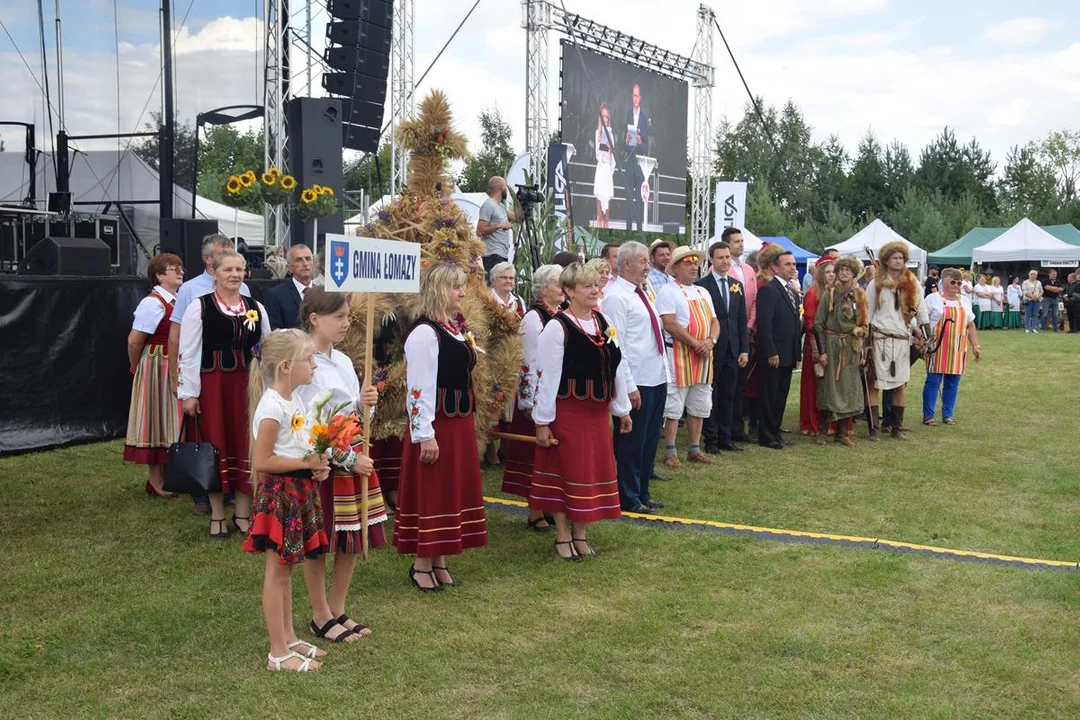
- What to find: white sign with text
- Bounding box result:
[324,234,421,294]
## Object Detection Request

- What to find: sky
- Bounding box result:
[1,0,1078,171]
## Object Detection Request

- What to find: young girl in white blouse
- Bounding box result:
[296,289,384,644]
[243,329,331,673]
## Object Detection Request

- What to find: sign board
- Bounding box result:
[714,181,747,237]
[324,234,421,294]
[1041,260,1077,268]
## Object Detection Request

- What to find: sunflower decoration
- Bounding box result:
[239,171,256,188]
[259,171,294,205]
[296,183,338,221]
[222,172,257,208]
[243,308,259,332]
[290,412,305,433]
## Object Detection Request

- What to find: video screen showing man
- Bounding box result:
[623,84,650,232]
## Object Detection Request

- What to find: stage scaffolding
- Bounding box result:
[522,1,715,248]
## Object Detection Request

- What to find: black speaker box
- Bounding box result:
[322,72,388,103]
[326,20,391,54]
[287,98,345,247]
[21,236,111,276]
[328,0,393,28]
[325,45,390,77]
[160,218,220,277]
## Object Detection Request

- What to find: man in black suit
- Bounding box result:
[697,241,749,453]
[263,243,315,329]
[623,84,650,233]
[755,251,802,449]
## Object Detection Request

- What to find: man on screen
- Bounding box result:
[623,83,650,233]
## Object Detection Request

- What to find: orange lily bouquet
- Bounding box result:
[307,391,364,471]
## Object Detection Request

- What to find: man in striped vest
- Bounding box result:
[656,246,720,467]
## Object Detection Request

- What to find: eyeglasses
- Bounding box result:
[168,266,184,274]
[945,279,960,285]
[680,257,699,265]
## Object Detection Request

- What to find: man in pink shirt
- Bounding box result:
[722,227,755,441]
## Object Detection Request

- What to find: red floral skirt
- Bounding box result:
[370,436,403,493]
[528,397,621,524]
[196,367,252,495]
[393,413,487,559]
[499,402,537,498]
[244,471,329,565]
[319,463,388,554]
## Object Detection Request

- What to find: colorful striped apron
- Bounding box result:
[672,286,714,387]
[929,296,969,375]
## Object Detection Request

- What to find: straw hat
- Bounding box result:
[666,245,705,275]
[650,238,674,255]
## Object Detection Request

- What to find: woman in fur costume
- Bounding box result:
[865,241,928,439]
[812,256,869,446]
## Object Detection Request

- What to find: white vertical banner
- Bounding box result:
[714,181,747,238]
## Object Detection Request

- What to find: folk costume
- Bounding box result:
[124,286,182,465]
[812,259,869,444]
[177,293,270,494]
[500,302,557,498]
[369,326,403,498]
[393,318,487,558]
[243,389,330,565]
[922,292,975,423]
[528,309,630,524]
[298,349,389,553]
[798,257,832,436]
[656,276,716,424]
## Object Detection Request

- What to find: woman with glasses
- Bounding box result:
[922,268,982,426]
[124,253,185,497]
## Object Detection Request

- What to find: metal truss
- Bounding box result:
[264,0,290,246]
[691,5,715,249]
[522,0,551,191]
[391,0,415,195]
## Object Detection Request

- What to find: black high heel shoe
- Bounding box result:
[231,515,251,534]
[209,518,229,539]
[572,537,596,557]
[432,565,459,588]
[409,564,444,593]
[555,540,582,563]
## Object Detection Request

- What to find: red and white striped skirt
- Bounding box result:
[124,345,181,465]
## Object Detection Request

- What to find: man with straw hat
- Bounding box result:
[656,245,720,467]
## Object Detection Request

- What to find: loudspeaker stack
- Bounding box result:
[323,0,393,153]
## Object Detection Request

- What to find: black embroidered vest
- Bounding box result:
[199,294,260,372]
[413,317,476,417]
[531,302,556,325]
[554,311,622,402]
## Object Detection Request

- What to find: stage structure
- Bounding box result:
[391,0,416,195]
[521,1,715,247]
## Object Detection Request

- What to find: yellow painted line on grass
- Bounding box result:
[483,496,1079,570]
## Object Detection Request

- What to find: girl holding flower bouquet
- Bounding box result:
[296,288,386,642]
[243,328,332,673]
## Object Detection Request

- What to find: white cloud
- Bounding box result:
[981,17,1054,47]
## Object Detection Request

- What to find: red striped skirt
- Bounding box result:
[195,367,252,495]
[319,464,388,554]
[370,436,403,493]
[123,345,181,465]
[528,397,621,524]
[499,402,537,498]
[393,413,487,558]
[244,471,329,565]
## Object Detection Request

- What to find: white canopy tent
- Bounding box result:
[832,219,927,269]
[971,217,1080,264]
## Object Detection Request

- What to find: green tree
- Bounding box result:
[343,142,392,203]
[914,127,996,213]
[195,124,264,210]
[846,130,888,223]
[133,112,198,191]
[458,108,516,192]
[1040,129,1080,202]
[881,140,915,209]
[997,144,1059,223]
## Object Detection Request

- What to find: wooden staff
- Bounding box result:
[488,430,559,446]
[359,298,375,561]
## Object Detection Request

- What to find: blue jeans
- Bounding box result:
[1024,301,1040,331]
[613,383,665,509]
[1042,299,1058,331]
[923,373,962,420]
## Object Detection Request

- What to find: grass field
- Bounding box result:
[1,329,1078,718]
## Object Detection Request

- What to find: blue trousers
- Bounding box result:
[613,383,665,509]
[1024,301,1040,331]
[1042,299,1059,331]
[923,373,962,420]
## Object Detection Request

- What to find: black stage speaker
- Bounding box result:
[160,218,220,277]
[323,0,392,153]
[21,236,111,276]
[287,97,344,249]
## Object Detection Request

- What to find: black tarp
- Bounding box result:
[0,276,277,456]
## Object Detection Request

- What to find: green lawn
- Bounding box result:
[1,329,1078,718]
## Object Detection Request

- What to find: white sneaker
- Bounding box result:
[1033,329,1039,334]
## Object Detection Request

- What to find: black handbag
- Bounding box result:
[163,416,222,495]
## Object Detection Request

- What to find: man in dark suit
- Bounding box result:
[697,240,750,453]
[755,251,802,449]
[263,243,314,329]
[623,84,649,233]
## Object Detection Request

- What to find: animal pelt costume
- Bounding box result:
[872,241,920,322]
[827,256,870,337]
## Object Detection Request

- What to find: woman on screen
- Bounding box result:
[593,103,616,228]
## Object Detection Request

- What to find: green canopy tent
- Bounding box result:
[928,224,1080,267]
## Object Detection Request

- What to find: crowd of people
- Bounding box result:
[126,213,1068,672]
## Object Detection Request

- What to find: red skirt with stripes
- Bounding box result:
[528,397,621,524]
[194,367,252,495]
[499,402,537,498]
[370,436,403,493]
[392,413,487,559]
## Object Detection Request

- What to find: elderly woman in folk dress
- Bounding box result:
[586,258,612,303]
[530,263,632,561]
[484,261,526,465]
[922,268,982,426]
[812,256,869,447]
[500,264,565,532]
[125,252,185,497]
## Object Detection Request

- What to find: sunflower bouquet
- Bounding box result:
[258,167,297,206]
[296,183,338,221]
[222,170,258,208]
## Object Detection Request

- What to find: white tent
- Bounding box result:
[0,150,265,250]
[832,219,927,268]
[971,217,1080,264]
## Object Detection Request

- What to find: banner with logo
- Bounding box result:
[714,181,747,238]
[323,234,421,294]
[547,143,575,250]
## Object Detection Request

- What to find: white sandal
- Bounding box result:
[287,640,322,659]
[267,651,316,672]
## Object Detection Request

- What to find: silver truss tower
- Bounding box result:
[691,5,715,249]
[390,0,415,195]
[522,0,551,191]
[264,0,290,246]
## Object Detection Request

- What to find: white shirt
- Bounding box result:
[176,296,271,399]
[296,348,362,414]
[655,282,716,343]
[131,286,176,333]
[171,270,251,325]
[292,277,312,298]
[403,322,466,443]
[251,388,313,460]
[973,283,993,310]
[533,314,631,424]
[924,293,974,328]
[600,276,668,391]
[990,285,1004,311]
[516,308,547,409]
[1007,284,1023,310]
[491,288,524,315]
[866,277,928,334]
